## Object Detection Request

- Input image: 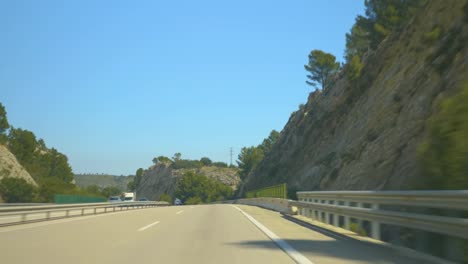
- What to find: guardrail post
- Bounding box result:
[356,202,363,230]
[81,208,84,216]
[344,201,350,230]
[21,213,26,222]
[332,200,338,226]
[370,203,380,240]
[324,200,330,224]
[66,210,69,217]
[46,211,50,219]
[94,208,97,214]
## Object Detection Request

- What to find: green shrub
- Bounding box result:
[423,26,441,44]
[347,55,364,81]
[185,196,203,205]
[0,177,35,203]
[350,222,368,236]
[418,83,468,189]
[159,193,172,204]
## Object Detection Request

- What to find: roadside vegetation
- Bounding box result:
[418,82,468,189]
[175,171,233,204]
[0,102,103,202]
[237,130,280,181]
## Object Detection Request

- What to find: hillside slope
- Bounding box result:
[245,1,468,192]
[0,144,37,186]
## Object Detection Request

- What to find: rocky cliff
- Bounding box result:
[137,163,240,201]
[245,1,468,192]
[0,144,37,186]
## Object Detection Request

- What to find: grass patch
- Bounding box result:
[350,222,368,236]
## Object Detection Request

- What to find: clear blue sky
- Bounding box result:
[1,0,365,175]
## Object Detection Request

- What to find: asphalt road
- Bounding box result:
[0,204,429,264]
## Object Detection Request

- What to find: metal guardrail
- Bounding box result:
[293,191,468,240]
[0,201,169,226]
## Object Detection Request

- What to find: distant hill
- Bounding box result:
[137,163,240,201]
[74,174,134,191]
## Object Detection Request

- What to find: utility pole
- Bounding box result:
[230,147,233,166]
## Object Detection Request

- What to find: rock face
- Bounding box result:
[0,144,37,186]
[137,163,240,201]
[245,1,468,192]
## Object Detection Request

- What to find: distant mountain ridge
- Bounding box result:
[74,174,134,191]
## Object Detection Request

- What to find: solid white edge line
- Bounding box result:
[137,220,160,231]
[176,210,184,214]
[231,205,315,264]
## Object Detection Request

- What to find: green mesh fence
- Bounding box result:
[54,194,106,204]
[246,183,287,199]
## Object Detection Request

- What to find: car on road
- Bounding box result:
[108,196,121,202]
[174,198,182,205]
[138,198,149,201]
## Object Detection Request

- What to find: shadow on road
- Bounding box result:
[223,214,433,264]
[226,238,422,264]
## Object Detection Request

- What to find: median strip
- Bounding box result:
[231,205,314,264]
[137,220,160,231]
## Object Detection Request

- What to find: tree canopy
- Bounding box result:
[304,50,340,89]
[175,171,233,204]
[0,177,35,203]
[0,103,9,143]
[237,130,280,180]
[0,103,76,202]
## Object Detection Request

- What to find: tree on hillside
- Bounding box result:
[0,103,9,143]
[127,181,135,192]
[173,152,182,161]
[304,50,340,89]
[153,156,171,164]
[134,168,144,187]
[260,130,280,154]
[345,16,372,60]
[200,157,212,166]
[7,128,37,165]
[101,186,122,197]
[47,148,74,183]
[237,146,264,180]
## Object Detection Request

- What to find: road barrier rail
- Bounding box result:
[0,201,169,226]
[293,190,468,240]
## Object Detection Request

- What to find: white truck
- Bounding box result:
[122,192,135,202]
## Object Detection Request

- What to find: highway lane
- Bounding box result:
[0,205,294,264]
[0,204,434,264]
